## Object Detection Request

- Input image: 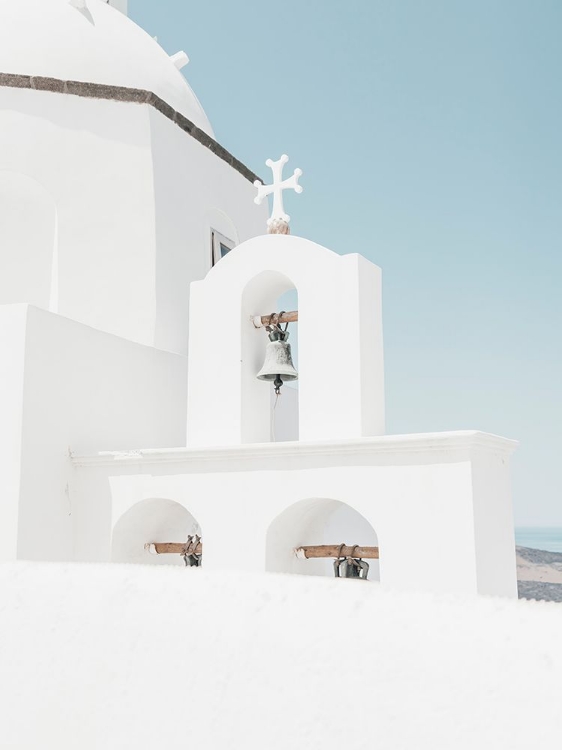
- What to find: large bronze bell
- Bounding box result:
[256,326,298,393]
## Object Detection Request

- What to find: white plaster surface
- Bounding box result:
[0,306,28,561]
[0,562,559,750]
[0,173,57,310]
[0,0,212,133]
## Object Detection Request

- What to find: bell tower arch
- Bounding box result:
[186,234,385,446]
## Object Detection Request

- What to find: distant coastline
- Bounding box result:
[516,545,562,602]
[515,527,562,554]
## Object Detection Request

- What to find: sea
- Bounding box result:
[515,527,562,554]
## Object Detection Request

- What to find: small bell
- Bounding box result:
[257,325,298,393]
[183,553,202,567]
[182,534,202,567]
[333,556,370,580]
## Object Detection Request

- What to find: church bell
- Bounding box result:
[182,534,202,567]
[257,325,298,393]
[333,556,370,580]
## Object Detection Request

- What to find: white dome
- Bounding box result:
[0,0,214,136]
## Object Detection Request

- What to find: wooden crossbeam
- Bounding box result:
[252,310,298,328]
[145,542,378,560]
[295,545,379,559]
[145,542,202,555]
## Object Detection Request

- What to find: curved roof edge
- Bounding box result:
[0,71,261,185]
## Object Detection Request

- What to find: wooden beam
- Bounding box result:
[146,541,378,560]
[145,542,202,555]
[252,310,298,328]
[295,545,379,560]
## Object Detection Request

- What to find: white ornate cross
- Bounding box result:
[254,155,303,233]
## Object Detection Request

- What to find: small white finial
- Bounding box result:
[170,51,190,70]
[254,154,303,234]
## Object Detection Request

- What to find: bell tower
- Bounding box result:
[186,156,384,447]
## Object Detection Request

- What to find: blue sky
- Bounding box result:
[130,0,562,526]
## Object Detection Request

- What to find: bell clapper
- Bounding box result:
[274,375,283,396]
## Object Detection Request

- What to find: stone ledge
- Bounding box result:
[30,76,66,94]
[0,72,31,89]
[0,71,261,184]
[147,92,176,121]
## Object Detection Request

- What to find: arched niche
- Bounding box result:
[241,270,298,443]
[0,171,57,310]
[266,498,380,581]
[111,498,201,566]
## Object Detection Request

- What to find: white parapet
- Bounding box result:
[71,430,518,597]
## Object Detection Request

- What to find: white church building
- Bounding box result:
[0,0,518,596]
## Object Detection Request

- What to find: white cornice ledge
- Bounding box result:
[71,430,518,468]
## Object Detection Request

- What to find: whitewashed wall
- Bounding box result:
[0,89,156,344]
[0,173,57,310]
[471,447,517,595]
[0,305,28,561]
[4,305,187,562]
